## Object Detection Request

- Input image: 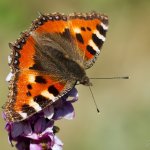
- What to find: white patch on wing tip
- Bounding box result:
[8,55,12,64]
[73,28,81,33]
[29,75,35,83]
[94,30,106,42]
[6,72,14,82]
[88,40,100,53]
[101,22,108,30]
[29,99,42,111]
[18,111,27,119]
[41,90,55,102]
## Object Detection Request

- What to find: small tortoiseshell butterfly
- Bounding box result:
[4,12,108,122]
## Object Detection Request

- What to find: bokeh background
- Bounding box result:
[0,0,150,150]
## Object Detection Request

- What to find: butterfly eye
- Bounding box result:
[80,76,92,86]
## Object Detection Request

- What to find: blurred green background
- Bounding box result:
[0,0,150,150]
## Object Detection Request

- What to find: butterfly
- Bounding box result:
[3,12,108,122]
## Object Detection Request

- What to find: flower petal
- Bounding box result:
[53,102,74,120]
[26,133,39,140]
[42,127,53,136]
[11,122,24,138]
[44,105,54,120]
[5,123,11,132]
[52,136,63,150]
[23,122,32,136]
[30,143,42,150]
[63,88,78,102]
[34,118,47,133]
[64,110,75,120]
[16,138,30,150]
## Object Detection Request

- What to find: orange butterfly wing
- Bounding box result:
[68,12,108,69]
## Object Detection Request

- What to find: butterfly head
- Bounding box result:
[80,76,92,86]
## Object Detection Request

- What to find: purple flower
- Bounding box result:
[3,88,78,150]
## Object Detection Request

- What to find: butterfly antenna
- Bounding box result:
[89,86,100,113]
[90,76,129,80]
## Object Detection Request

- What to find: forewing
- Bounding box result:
[68,12,109,69]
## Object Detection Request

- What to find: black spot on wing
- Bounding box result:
[26,91,31,96]
[96,24,106,37]
[27,84,32,89]
[22,104,36,116]
[29,64,42,70]
[87,27,91,31]
[86,45,96,55]
[76,33,84,44]
[34,95,51,108]
[61,28,70,39]
[48,85,59,97]
[81,27,86,31]
[92,34,103,49]
[35,76,47,84]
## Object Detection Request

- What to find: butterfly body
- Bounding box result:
[4,12,108,122]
